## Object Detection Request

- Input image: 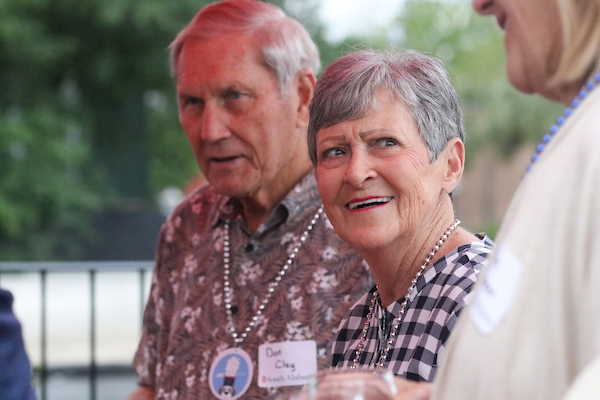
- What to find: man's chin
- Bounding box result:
[208,179,254,199]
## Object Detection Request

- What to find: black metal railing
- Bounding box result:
[0,261,154,400]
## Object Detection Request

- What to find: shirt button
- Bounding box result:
[245,242,255,253]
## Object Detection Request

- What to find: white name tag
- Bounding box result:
[470,245,523,335]
[258,340,317,388]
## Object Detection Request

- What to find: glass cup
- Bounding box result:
[304,368,398,400]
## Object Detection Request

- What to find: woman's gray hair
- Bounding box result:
[308,49,464,165]
[169,0,321,95]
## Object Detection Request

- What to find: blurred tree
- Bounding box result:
[316,0,565,237]
[4,0,556,260]
[0,0,203,260]
[330,0,563,160]
[396,0,563,159]
[0,0,327,261]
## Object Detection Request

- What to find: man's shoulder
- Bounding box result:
[160,184,229,237]
[173,184,226,216]
[310,214,363,257]
[184,182,221,203]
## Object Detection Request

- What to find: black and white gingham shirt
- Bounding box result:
[331,234,494,382]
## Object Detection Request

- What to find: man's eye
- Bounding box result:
[223,91,252,114]
[183,97,202,107]
[226,91,243,100]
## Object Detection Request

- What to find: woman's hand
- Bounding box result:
[393,378,432,400]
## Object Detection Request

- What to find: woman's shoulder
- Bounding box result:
[427,234,495,290]
[470,233,495,253]
[443,233,495,267]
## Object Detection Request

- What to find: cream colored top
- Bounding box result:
[432,85,600,400]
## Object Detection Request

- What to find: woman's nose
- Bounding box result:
[344,152,377,188]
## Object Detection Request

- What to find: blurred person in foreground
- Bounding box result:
[127,1,372,399]
[307,49,494,381]
[390,0,600,399]
[0,287,36,400]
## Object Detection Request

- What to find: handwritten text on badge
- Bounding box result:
[258,340,317,388]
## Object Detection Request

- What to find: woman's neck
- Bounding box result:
[364,222,477,309]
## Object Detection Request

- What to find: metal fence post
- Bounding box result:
[41,270,48,400]
[90,269,97,400]
[0,261,154,400]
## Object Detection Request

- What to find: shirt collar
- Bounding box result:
[214,171,319,234]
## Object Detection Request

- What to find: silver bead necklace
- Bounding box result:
[222,206,324,345]
[351,219,461,369]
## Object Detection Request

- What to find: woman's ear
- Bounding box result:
[440,137,465,194]
[294,67,316,128]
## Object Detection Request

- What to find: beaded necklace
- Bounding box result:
[222,206,324,345]
[351,219,461,369]
[526,73,600,172]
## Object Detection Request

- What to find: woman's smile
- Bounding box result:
[347,196,394,211]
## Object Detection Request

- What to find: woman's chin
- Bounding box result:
[343,233,392,255]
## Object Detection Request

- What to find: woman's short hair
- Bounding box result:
[553,0,600,87]
[169,0,320,95]
[308,49,464,165]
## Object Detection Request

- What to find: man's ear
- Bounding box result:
[440,137,465,194]
[294,67,316,128]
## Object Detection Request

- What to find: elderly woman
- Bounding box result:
[390,0,600,399]
[307,49,494,382]
[421,0,600,399]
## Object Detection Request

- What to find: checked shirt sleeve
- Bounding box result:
[331,235,494,381]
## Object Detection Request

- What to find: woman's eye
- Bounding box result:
[322,147,345,160]
[375,138,397,148]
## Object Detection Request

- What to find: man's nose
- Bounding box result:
[200,104,231,142]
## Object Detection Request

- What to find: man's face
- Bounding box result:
[176,33,308,202]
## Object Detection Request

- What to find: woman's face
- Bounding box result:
[472,0,564,99]
[314,91,451,253]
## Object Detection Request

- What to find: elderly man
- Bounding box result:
[128,1,371,399]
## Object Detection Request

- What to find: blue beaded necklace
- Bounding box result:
[526,72,600,172]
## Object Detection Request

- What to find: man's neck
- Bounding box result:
[239,167,312,233]
[242,207,272,234]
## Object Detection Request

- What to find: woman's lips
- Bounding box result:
[347,197,393,210]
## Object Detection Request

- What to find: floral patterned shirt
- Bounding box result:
[132,172,372,399]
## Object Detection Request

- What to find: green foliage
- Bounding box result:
[332,0,563,161]
[397,0,563,160]
[0,99,103,260]
[0,0,330,260]
[146,90,199,194]
[0,0,206,260]
[1,0,562,260]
